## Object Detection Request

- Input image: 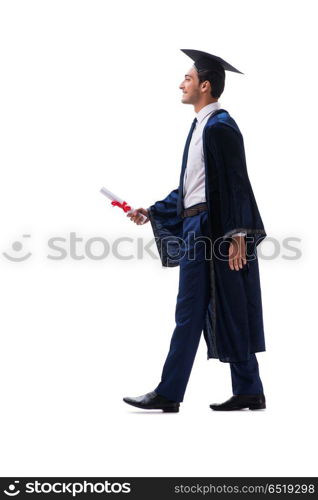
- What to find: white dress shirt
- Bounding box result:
[183,101,245,237]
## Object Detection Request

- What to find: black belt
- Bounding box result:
[181,202,208,218]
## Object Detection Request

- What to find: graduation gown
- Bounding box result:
[148,109,266,363]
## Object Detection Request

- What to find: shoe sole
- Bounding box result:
[123,400,180,412]
[210,403,266,411]
[249,403,266,410]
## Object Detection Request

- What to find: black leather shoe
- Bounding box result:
[210,394,266,411]
[123,391,180,412]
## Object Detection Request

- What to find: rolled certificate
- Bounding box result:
[100,186,148,223]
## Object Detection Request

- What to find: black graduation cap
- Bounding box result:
[180,49,244,75]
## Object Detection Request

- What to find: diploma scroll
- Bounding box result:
[100,187,148,223]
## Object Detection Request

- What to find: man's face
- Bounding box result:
[179,66,201,104]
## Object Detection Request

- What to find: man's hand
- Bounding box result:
[229,235,247,271]
[127,207,150,225]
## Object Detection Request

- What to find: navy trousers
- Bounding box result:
[154,208,264,403]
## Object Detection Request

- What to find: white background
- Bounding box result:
[0,0,317,477]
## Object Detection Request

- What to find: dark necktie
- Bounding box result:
[176,117,197,217]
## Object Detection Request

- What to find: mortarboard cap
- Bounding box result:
[180,49,244,75]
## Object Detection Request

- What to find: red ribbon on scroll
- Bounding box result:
[111,200,132,213]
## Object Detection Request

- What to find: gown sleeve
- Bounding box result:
[206,122,266,254]
[147,188,184,267]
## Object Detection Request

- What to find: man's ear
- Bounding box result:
[201,80,211,93]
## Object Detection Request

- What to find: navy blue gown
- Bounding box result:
[148,109,266,364]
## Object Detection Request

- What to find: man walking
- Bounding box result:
[123,49,266,412]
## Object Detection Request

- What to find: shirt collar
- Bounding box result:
[195,101,221,124]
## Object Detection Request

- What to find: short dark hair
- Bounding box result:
[196,67,225,98]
